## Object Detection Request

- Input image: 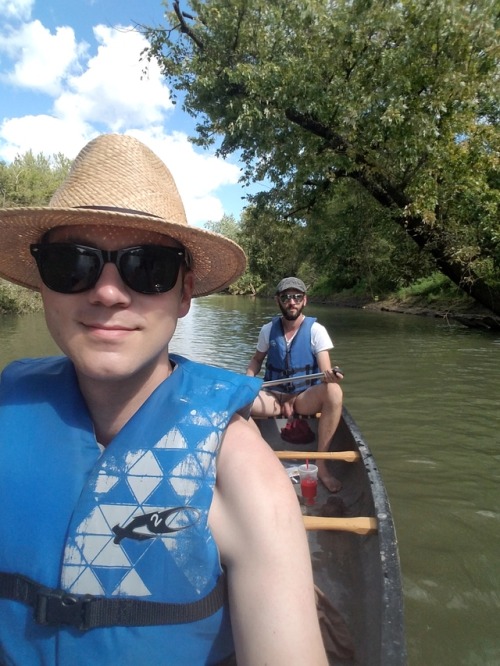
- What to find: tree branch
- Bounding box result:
[173,0,204,50]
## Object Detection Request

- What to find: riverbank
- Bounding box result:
[0,280,41,315]
[2,278,500,330]
[315,293,500,331]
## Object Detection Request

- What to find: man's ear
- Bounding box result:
[179,270,194,318]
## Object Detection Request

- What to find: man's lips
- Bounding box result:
[82,322,139,335]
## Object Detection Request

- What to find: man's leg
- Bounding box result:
[248,390,297,435]
[294,383,343,493]
[250,390,293,417]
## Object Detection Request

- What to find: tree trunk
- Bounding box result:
[349,170,500,316]
[399,213,500,316]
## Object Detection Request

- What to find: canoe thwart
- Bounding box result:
[303,516,377,534]
[276,450,361,462]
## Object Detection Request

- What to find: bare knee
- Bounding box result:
[324,382,343,409]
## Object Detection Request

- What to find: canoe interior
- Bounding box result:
[256,407,406,666]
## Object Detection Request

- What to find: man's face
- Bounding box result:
[276,289,307,321]
[39,225,193,391]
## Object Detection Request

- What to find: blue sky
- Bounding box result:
[0,0,255,226]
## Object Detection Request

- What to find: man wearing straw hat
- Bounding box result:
[0,134,327,665]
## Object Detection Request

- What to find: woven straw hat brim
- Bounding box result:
[0,134,246,297]
[0,207,246,297]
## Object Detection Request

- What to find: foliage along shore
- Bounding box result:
[0,280,42,316]
[310,292,500,331]
[2,278,499,331]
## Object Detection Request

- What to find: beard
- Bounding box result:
[279,302,304,321]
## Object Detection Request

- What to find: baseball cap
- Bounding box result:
[275,277,307,294]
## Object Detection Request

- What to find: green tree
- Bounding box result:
[204,213,240,242]
[303,181,436,296]
[240,203,307,285]
[142,0,500,314]
[204,212,265,293]
[0,151,71,314]
[0,151,71,207]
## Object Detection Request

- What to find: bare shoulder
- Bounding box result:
[217,414,288,480]
[209,416,328,664]
[215,414,295,506]
[209,414,305,566]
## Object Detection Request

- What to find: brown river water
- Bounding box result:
[1,295,499,666]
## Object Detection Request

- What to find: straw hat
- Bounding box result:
[0,134,246,297]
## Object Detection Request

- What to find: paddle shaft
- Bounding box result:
[276,450,360,462]
[262,367,343,389]
[303,516,377,534]
[262,372,325,388]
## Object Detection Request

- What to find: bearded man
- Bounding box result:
[246,278,344,492]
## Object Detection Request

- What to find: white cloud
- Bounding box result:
[1,20,84,94]
[0,22,178,162]
[0,10,243,224]
[55,25,173,130]
[0,114,92,161]
[0,0,33,21]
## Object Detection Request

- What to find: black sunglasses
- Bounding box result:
[30,243,188,295]
[279,293,305,304]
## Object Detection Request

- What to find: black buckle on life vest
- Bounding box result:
[35,588,94,630]
[0,570,227,630]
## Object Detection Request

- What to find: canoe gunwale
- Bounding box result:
[341,407,407,665]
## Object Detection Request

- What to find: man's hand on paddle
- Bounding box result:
[323,366,344,383]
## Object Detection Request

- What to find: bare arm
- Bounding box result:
[316,349,343,382]
[209,416,328,666]
[246,349,267,377]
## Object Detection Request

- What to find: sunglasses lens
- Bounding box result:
[31,243,185,295]
[31,244,102,293]
[280,293,304,303]
[119,246,182,294]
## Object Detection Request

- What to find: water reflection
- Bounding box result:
[1,296,499,666]
[171,294,263,372]
[0,311,59,366]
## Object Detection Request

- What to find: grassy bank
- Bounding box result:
[0,280,42,315]
[310,273,490,315]
[312,274,500,330]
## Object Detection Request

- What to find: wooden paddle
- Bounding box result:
[303,516,377,534]
[276,450,360,462]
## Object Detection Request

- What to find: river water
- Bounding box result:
[1,295,499,666]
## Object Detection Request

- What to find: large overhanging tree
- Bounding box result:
[142,0,500,314]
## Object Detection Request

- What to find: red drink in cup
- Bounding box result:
[300,477,317,505]
[298,464,318,506]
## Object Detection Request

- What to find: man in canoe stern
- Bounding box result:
[0,134,328,665]
[246,277,344,493]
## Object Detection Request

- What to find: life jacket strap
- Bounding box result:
[0,571,226,631]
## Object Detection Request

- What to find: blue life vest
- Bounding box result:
[0,355,261,665]
[264,316,319,393]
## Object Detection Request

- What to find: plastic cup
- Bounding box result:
[298,464,318,505]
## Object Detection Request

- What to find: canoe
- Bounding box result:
[255,408,407,666]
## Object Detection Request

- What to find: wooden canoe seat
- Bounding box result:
[303,516,377,534]
[276,450,361,462]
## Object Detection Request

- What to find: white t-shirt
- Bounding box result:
[256,318,333,355]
